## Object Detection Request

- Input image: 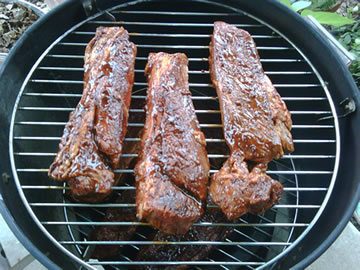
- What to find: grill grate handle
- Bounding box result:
[80,0,115,20]
[80,0,95,17]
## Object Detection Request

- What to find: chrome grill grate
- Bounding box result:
[10,1,338,269]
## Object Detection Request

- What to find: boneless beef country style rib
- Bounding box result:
[49,27,136,202]
[209,22,293,220]
[209,21,293,162]
[210,151,283,220]
[135,52,210,235]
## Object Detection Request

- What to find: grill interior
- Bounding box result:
[10,1,338,269]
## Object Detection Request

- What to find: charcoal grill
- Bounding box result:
[0,0,359,269]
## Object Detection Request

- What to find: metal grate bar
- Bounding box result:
[28,203,320,209]
[86,261,265,266]
[22,93,327,101]
[21,186,329,192]
[41,221,309,227]
[13,152,335,159]
[73,32,279,39]
[237,219,272,239]
[58,240,292,246]
[14,122,335,129]
[36,67,311,75]
[232,228,272,249]
[16,168,333,174]
[17,107,332,115]
[17,107,225,114]
[37,66,84,71]
[57,43,292,51]
[29,79,320,88]
[227,234,267,261]
[13,136,336,143]
[215,248,252,270]
[87,21,263,27]
[44,54,305,63]
[111,11,242,16]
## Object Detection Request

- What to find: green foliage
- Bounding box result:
[279,0,292,8]
[278,0,359,86]
[301,9,355,27]
[278,0,355,26]
[350,61,360,86]
[333,5,360,86]
[292,1,312,12]
[310,0,337,10]
[336,21,360,85]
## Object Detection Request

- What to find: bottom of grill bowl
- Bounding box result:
[0,0,359,269]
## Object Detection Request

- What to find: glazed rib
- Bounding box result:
[210,151,283,220]
[209,22,292,220]
[49,27,136,202]
[135,52,210,235]
[209,21,293,163]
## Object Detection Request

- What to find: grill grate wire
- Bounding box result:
[10,1,338,269]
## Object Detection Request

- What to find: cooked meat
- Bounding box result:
[209,22,291,220]
[136,201,233,270]
[49,27,136,202]
[135,52,210,235]
[210,151,283,220]
[90,190,137,259]
[209,21,294,163]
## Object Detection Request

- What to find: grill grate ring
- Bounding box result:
[9,1,338,269]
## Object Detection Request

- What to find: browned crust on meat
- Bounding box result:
[49,27,136,202]
[210,151,283,220]
[209,21,293,163]
[135,52,209,234]
[209,22,288,220]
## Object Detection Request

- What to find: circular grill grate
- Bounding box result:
[10,1,338,269]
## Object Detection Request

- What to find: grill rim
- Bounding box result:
[10,1,339,267]
[0,0,358,269]
[1,0,342,267]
